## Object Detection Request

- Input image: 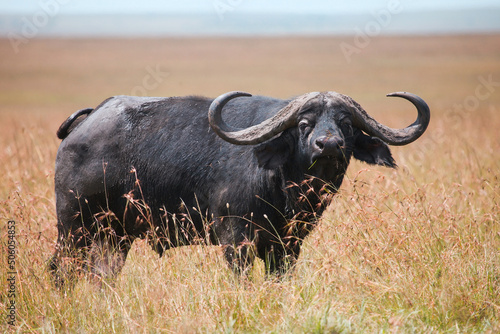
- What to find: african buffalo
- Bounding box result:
[49,91,429,284]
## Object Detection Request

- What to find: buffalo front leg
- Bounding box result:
[214,217,256,275]
[258,236,302,277]
[222,242,256,276]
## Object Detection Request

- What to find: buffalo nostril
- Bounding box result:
[315,138,326,151]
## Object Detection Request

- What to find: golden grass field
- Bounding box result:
[1,34,499,332]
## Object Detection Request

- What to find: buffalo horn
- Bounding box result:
[347,92,430,146]
[208,91,320,145]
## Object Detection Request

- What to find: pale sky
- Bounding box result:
[2,0,500,15]
[2,0,499,37]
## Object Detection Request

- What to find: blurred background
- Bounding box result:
[1,2,499,332]
[2,0,500,37]
[1,0,499,112]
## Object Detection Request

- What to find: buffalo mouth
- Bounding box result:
[309,154,348,172]
[307,158,347,186]
[310,150,348,166]
[312,154,338,162]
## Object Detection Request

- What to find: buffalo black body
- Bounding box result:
[50,91,429,284]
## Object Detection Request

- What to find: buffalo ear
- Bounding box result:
[254,133,294,169]
[353,132,397,168]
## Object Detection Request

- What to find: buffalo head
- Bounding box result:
[209,91,430,185]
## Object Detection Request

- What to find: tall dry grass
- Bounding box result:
[1,35,499,332]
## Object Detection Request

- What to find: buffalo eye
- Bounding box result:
[298,120,312,135]
[340,119,353,137]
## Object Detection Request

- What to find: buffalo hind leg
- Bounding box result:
[49,231,133,288]
[87,234,133,285]
[49,227,92,289]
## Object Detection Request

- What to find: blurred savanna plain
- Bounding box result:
[1,34,499,332]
